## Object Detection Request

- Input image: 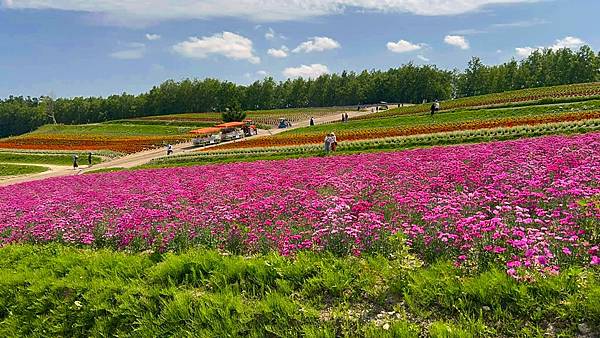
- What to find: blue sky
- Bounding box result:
[0,0,598,98]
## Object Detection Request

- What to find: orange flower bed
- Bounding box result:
[0,134,188,154]
[208,110,600,151]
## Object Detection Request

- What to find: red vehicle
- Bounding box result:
[190,119,257,146]
[242,119,258,136]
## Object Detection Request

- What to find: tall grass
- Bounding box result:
[0,244,598,337]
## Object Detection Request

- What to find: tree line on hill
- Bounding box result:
[1,46,599,138]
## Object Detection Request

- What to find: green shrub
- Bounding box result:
[221,110,247,122]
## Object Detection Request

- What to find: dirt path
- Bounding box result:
[0,109,376,187]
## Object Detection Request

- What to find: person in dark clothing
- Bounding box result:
[88,152,93,166]
[72,154,79,170]
[344,113,349,122]
[309,117,315,126]
[430,103,436,116]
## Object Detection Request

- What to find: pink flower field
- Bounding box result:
[1,133,599,273]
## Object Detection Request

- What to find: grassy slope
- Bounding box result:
[0,163,48,176]
[0,122,195,153]
[367,82,600,117]
[285,99,600,136]
[104,119,215,128]
[29,123,195,136]
[144,106,351,120]
[0,152,103,166]
[0,244,598,337]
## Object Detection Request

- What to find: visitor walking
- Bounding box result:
[324,133,332,152]
[430,102,436,116]
[87,152,93,166]
[344,113,349,122]
[309,117,315,126]
[341,113,345,122]
[434,100,440,113]
[330,132,338,151]
[167,144,173,156]
[72,154,79,170]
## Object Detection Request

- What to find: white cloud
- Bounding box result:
[444,35,470,49]
[267,46,289,58]
[173,32,260,64]
[550,36,584,50]
[515,36,585,58]
[245,70,269,79]
[491,18,548,28]
[1,1,542,24]
[515,47,537,57]
[283,64,329,79]
[386,39,423,53]
[449,18,547,36]
[449,28,487,35]
[110,42,145,60]
[417,55,430,62]
[145,33,161,41]
[292,37,340,53]
[264,27,286,40]
[265,27,275,40]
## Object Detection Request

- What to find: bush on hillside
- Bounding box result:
[221,109,247,122]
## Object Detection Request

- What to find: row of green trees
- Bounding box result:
[1,46,599,138]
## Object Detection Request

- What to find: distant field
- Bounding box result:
[29,124,195,136]
[362,82,600,119]
[136,106,357,128]
[207,100,600,150]
[0,123,193,154]
[148,119,600,167]
[0,105,363,154]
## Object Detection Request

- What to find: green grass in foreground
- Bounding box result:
[0,152,103,166]
[0,244,598,337]
[0,163,48,176]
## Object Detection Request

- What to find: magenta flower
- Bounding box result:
[0,132,598,276]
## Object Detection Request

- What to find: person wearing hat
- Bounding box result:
[330,132,338,151]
